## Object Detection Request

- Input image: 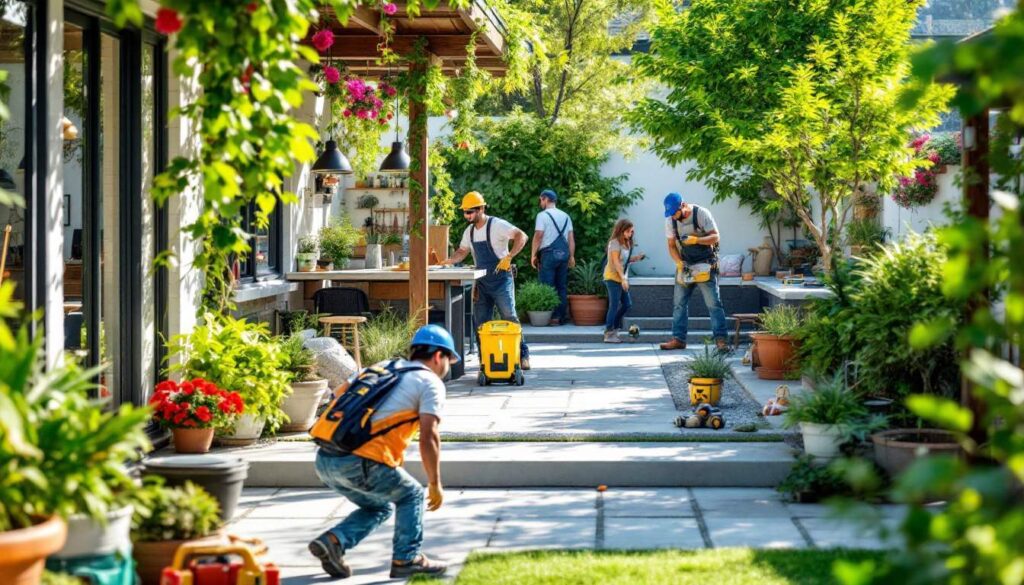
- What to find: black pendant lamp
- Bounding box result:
[378,89,409,174]
[312,139,353,175]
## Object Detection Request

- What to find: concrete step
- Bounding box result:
[230,441,795,488]
[623,316,760,331]
[520,326,749,345]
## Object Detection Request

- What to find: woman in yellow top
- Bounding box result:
[603,219,645,343]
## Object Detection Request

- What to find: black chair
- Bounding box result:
[313,287,371,317]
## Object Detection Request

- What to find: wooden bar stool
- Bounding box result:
[319,315,368,370]
[731,312,762,350]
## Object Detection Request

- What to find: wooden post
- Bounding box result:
[407,56,430,326]
[961,109,990,448]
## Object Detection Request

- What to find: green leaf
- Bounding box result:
[909,318,953,349]
[906,395,972,433]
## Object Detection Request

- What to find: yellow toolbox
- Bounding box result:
[477,320,525,386]
[160,543,279,585]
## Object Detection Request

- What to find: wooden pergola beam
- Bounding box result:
[329,34,491,58]
[456,2,506,58]
[347,6,382,34]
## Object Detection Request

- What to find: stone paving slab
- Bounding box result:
[704,517,808,549]
[603,518,705,550]
[601,488,694,518]
[488,517,598,550]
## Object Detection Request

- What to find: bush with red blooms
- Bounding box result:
[150,378,244,429]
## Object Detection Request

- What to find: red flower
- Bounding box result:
[218,400,233,414]
[246,2,258,13]
[173,411,187,425]
[343,109,352,118]
[181,381,195,395]
[311,29,335,53]
[324,66,340,84]
[155,8,183,35]
[183,418,196,427]
[379,118,387,125]
[195,406,213,423]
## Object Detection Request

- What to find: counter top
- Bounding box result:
[286,267,486,282]
[629,275,833,300]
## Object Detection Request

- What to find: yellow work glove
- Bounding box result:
[675,260,685,273]
[683,235,699,246]
[427,483,444,511]
[496,255,513,272]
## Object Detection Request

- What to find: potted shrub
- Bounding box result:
[130,478,225,585]
[318,216,362,270]
[295,235,318,272]
[278,335,330,433]
[149,378,244,453]
[684,344,731,406]
[750,304,802,380]
[518,281,560,327]
[0,284,150,584]
[166,313,292,445]
[870,428,960,479]
[567,259,608,326]
[783,376,868,459]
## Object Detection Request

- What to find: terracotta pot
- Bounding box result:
[0,517,67,585]
[871,429,960,478]
[280,378,330,433]
[750,332,800,379]
[567,295,607,326]
[133,532,227,585]
[172,427,215,454]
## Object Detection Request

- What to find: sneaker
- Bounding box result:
[390,555,447,579]
[659,338,687,350]
[603,330,622,344]
[521,357,531,371]
[308,532,351,579]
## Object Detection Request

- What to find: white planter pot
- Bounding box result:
[296,253,317,272]
[527,310,553,327]
[53,504,133,559]
[364,244,383,269]
[217,413,266,446]
[280,378,330,433]
[800,422,844,459]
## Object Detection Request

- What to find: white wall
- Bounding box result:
[883,166,961,238]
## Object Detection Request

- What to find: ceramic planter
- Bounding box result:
[527,310,553,327]
[280,378,330,433]
[750,332,800,380]
[317,259,333,271]
[133,532,227,585]
[143,455,249,523]
[688,377,722,406]
[296,253,317,272]
[216,413,266,447]
[53,504,133,560]
[364,244,383,269]
[0,517,67,585]
[567,295,607,326]
[871,429,960,478]
[800,422,844,459]
[171,427,215,454]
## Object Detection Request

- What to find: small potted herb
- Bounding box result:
[517,281,561,327]
[130,478,225,585]
[318,216,362,270]
[296,235,318,272]
[684,344,732,405]
[278,335,330,432]
[750,304,802,380]
[783,375,868,459]
[149,378,244,453]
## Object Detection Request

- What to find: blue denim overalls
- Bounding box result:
[471,218,529,359]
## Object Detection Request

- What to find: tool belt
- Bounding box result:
[677,262,714,285]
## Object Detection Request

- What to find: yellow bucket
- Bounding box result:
[689,378,722,405]
[477,320,523,385]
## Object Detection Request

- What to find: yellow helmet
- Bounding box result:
[461,191,486,210]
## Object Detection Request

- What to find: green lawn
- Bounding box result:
[431,548,883,585]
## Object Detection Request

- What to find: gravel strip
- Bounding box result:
[662,359,780,436]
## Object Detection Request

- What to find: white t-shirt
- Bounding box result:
[367,359,445,424]
[460,217,519,262]
[664,206,719,240]
[534,208,574,250]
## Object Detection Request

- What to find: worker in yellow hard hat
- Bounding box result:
[442,191,532,370]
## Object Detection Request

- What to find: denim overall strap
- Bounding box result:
[541,211,571,261]
[471,218,502,276]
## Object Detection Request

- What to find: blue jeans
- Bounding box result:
[672,273,728,342]
[538,253,569,322]
[604,280,632,332]
[314,451,424,562]
[474,272,529,358]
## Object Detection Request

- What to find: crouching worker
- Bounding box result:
[308,324,458,580]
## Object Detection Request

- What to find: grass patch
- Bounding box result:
[431,548,883,585]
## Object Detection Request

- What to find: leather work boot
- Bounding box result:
[715,338,730,352]
[659,338,687,351]
[521,357,531,370]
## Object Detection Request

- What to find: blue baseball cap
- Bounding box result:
[540,189,558,202]
[411,324,461,363]
[663,192,684,217]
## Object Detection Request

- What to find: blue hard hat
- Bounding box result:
[411,324,461,363]
[663,192,684,217]
[540,189,558,202]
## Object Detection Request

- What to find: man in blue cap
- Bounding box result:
[531,189,575,325]
[660,192,729,351]
[308,324,458,580]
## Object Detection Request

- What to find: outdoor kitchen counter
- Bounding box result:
[285,267,486,282]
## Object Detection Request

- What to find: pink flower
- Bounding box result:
[155,8,183,35]
[324,66,340,84]
[373,97,383,108]
[370,110,379,119]
[343,109,352,117]
[356,109,370,119]
[312,29,335,53]
[346,78,367,101]
[899,176,911,186]
[915,171,929,186]
[927,151,940,164]
[382,2,398,16]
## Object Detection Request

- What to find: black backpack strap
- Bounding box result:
[691,204,702,234]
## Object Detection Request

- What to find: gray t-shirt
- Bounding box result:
[367,359,445,423]
[664,206,719,239]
